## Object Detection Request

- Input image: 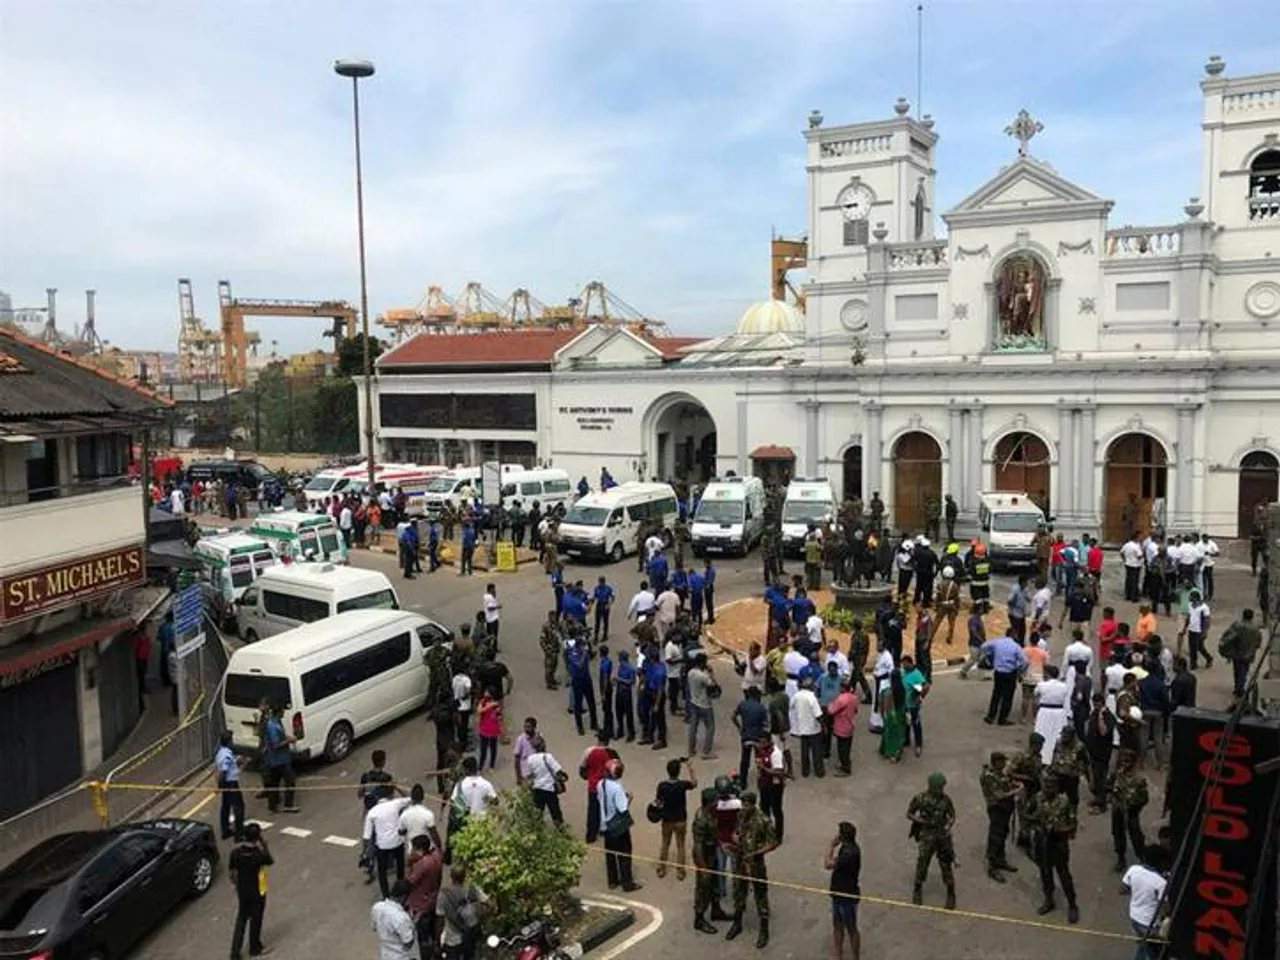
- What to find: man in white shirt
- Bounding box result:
[452,757,498,819]
[627,583,656,622]
[1141,535,1159,565]
[169,486,185,515]
[1063,632,1094,688]
[645,534,664,561]
[1031,580,1054,628]
[1121,852,1169,955]
[452,671,473,749]
[396,783,441,852]
[736,641,768,692]
[782,645,808,700]
[1185,591,1212,670]
[791,678,825,778]
[1199,533,1219,601]
[654,587,680,635]
[1120,535,1145,603]
[806,611,825,647]
[339,502,354,548]
[482,583,501,652]
[363,794,413,898]
[823,637,850,678]
[371,879,418,960]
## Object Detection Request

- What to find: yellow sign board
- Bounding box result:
[494,541,518,573]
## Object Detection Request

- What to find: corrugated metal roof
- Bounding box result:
[0,327,167,421]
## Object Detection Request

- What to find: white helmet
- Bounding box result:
[942,567,955,579]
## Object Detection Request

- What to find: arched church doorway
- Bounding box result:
[649,396,717,485]
[1103,433,1168,542]
[842,445,863,502]
[993,432,1051,510]
[892,432,942,533]
[1238,451,1279,538]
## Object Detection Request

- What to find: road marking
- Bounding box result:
[582,895,663,959]
[279,826,313,838]
[181,791,216,819]
[323,835,361,847]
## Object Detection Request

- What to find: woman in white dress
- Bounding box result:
[1033,664,1071,763]
[869,647,895,734]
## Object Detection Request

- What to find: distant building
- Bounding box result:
[367,58,1280,540]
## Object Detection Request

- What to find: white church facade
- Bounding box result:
[368,57,1280,541]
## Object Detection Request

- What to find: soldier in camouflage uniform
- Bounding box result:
[906,772,957,909]
[980,751,1022,883]
[847,616,873,703]
[1028,775,1080,923]
[867,492,885,534]
[923,495,942,542]
[1049,726,1091,812]
[692,787,731,934]
[724,790,776,947]
[1108,748,1149,872]
[539,611,563,690]
[1009,732,1045,851]
[423,635,455,713]
[635,520,650,572]
[673,515,691,568]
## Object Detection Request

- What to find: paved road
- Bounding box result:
[132,546,1254,960]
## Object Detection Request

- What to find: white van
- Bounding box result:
[501,468,574,510]
[193,533,280,629]
[691,476,765,556]
[977,491,1045,570]
[222,609,453,763]
[558,482,679,563]
[420,464,525,516]
[236,563,400,644]
[781,478,838,556]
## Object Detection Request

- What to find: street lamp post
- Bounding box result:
[334,58,377,494]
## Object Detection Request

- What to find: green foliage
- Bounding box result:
[819,603,856,633]
[335,333,385,378]
[450,786,586,935]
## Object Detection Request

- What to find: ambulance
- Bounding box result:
[249,510,349,564]
[691,476,765,556]
[976,491,1046,569]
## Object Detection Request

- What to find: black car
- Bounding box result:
[186,460,271,496]
[0,818,218,960]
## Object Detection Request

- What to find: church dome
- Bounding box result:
[735,299,805,336]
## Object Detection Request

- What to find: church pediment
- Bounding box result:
[945,156,1108,221]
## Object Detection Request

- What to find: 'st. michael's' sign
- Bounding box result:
[1,545,145,624]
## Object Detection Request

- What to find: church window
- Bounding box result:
[1249,149,1280,222]
[913,181,927,240]
[991,254,1049,352]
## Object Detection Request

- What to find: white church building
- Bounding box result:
[367,57,1280,541]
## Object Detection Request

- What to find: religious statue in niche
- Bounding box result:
[994,254,1047,350]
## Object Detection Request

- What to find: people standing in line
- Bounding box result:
[1109,749,1150,872]
[979,751,1022,883]
[614,652,637,742]
[1122,845,1170,960]
[398,783,441,854]
[982,628,1027,726]
[406,834,443,960]
[685,653,717,760]
[901,654,928,759]
[526,735,567,825]
[825,821,863,960]
[724,790,776,947]
[371,877,418,960]
[213,730,246,841]
[358,750,397,884]
[1030,776,1080,923]
[566,635,598,736]
[600,760,642,892]
[1219,608,1263,701]
[580,731,613,844]
[228,822,273,960]
[906,772,957,909]
[364,791,414,900]
[597,644,615,740]
[653,758,697,880]
[262,703,299,814]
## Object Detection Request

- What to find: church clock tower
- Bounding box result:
[803,98,938,346]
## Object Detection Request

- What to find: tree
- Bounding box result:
[450,787,587,936]
[335,333,385,378]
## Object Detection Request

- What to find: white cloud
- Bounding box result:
[0,0,1274,351]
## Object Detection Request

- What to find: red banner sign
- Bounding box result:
[1168,709,1280,960]
[1,545,145,624]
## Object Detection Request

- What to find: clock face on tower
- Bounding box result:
[839,182,875,221]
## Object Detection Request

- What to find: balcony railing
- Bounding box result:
[887,241,949,270]
[0,474,134,509]
[1104,226,1182,258]
[1249,194,1280,222]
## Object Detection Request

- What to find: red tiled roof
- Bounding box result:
[379,330,580,367]
[0,349,30,374]
[750,444,795,460]
[378,329,707,368]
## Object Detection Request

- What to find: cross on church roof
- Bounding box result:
[1004,108,1043,157]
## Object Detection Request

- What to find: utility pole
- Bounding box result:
[254,385,262,452]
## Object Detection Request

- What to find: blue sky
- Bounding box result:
[1,1,1276,353]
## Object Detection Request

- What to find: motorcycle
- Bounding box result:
[484,919,582,960]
